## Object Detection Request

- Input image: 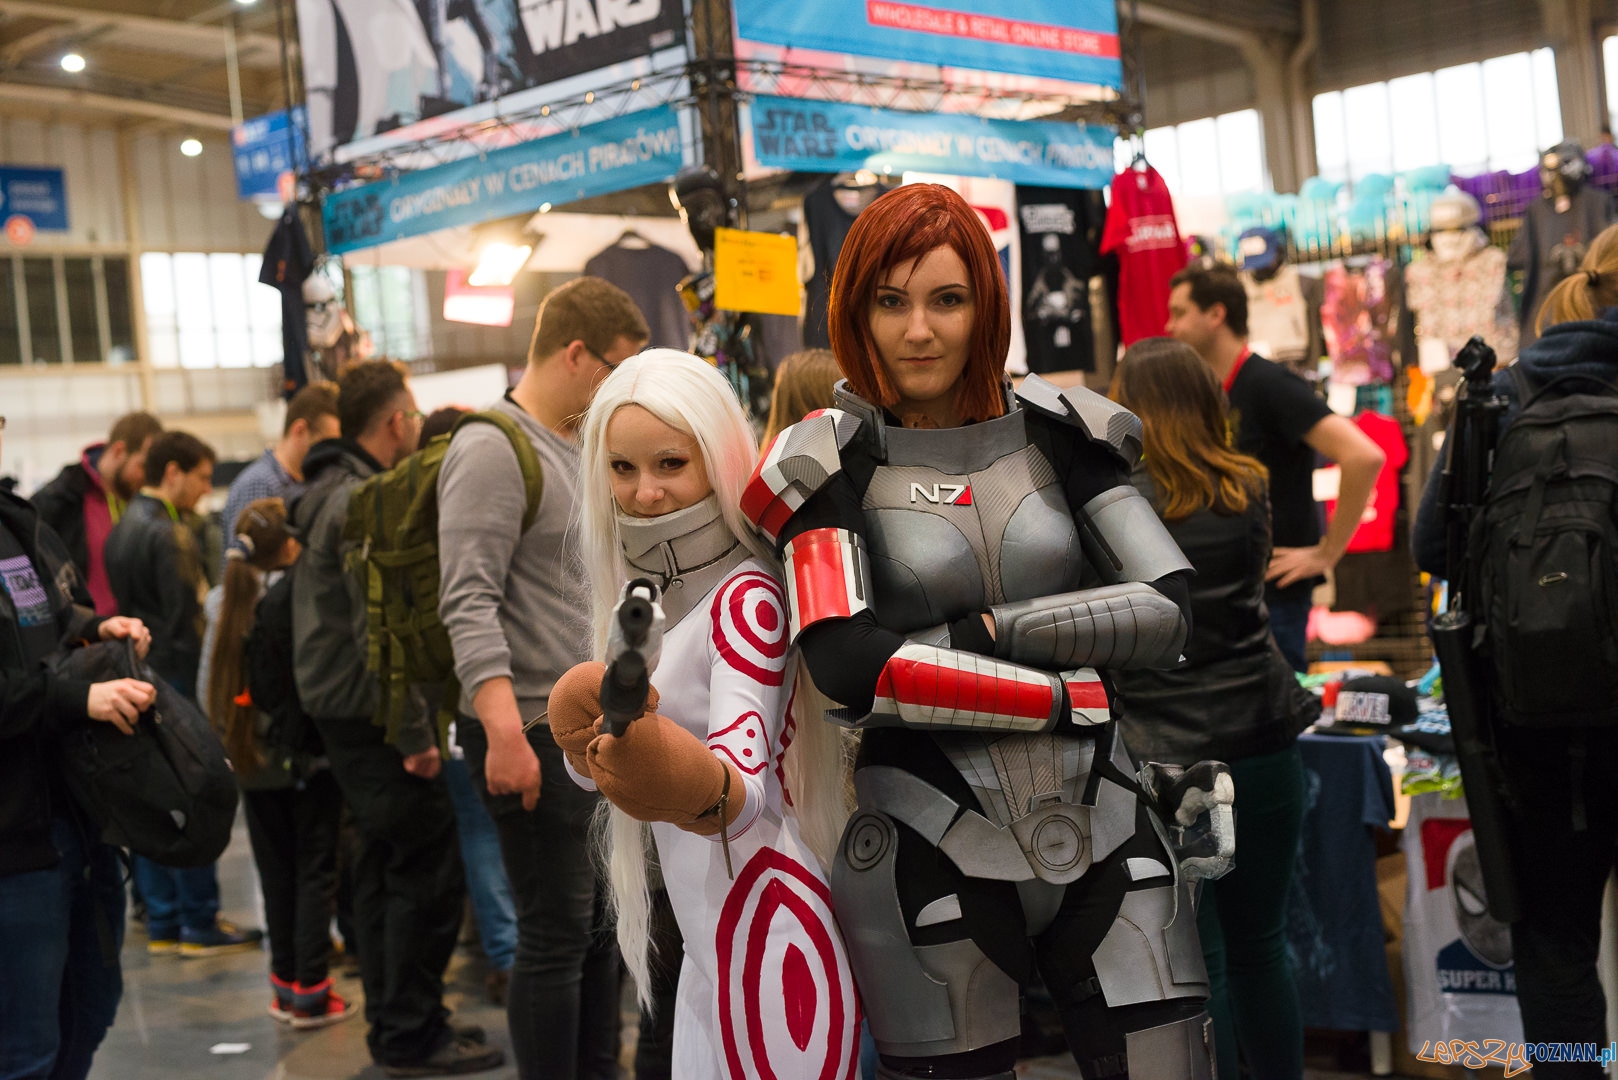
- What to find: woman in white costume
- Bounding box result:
[548,349,860,1080]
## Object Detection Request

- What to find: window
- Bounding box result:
[0,254,129,365]
[349,263,432,361]
[140,252,283,369]
[1312,48,1562,184]
[1114,109,1266,199]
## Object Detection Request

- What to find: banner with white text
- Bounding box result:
[746,95,1114,189]
[322,105,685,254]
[298,0,687,162]
[734,0,1120,89]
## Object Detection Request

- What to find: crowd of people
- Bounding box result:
[4,180,1617,1080]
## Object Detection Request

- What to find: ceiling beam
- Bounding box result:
[0,23,79,70]
[1132,2,1256,49]
[0,81,235,129]
[0,1,281,65]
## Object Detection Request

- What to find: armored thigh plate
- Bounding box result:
[1125,1014,1217,1080]
[1091,883,1211,1007]
[831,810,1022,1059]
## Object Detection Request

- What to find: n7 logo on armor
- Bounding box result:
[909,483,973,506]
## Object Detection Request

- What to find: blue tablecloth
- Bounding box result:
[1286,732,1400,1032]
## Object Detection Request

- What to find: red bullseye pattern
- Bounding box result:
[716,848,860,1080]
[712,571,789,686]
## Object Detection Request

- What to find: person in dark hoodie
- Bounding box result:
[0,414,156,1080]
[104,429,265,960]
[291,361,500,1077]
[31,411,164,616]
[1413,221,1618,1079]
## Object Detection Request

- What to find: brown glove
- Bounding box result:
[586,712,744,836]
[546,661,660,780]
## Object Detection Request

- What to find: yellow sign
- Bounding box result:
[713,227,800,316]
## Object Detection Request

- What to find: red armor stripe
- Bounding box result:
[1066,678,1109,710]
[876,655,1055,721]
[788,529,856,627]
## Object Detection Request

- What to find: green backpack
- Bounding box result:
[343,410,544,750]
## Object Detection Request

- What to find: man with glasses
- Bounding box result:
[292,362,503,1076]
[438,277,648,1079]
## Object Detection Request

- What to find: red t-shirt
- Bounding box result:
[1324,411,1409,554]
[1100,166,1187,347]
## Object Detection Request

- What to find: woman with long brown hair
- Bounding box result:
[1112,337,1319,1080]
[742,183,1227,1079]
[198,497,349,1029]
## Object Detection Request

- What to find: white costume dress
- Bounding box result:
[572,497,861,1080]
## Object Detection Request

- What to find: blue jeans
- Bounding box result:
[131,856,219,938]
[0,818,126,1080]
[443,754,516,973]
[1267,597,1311,673]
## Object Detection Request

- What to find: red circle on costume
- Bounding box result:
[712,571,788,685]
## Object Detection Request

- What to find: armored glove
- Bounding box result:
[547,661,660,780]
[1138,760,1236,882]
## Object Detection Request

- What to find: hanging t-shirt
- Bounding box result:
[1016,185,1105,373]
[1226,351,1333,605]
[1322,411,1408,554]
[801,177,894,349]
[1405,240,1514,365]
[1322,259,1400,386]
[1100,166,1186,347]
[1508,186,1615,348]
[0,524,59,667]
[259,210,313,399]
[585,240,693,350]
[1243,265,1315,363]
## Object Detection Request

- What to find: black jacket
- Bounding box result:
[1114,468,1319,766]
[104,494,204,691]
[30,450,99,579]
[0,491,103,874]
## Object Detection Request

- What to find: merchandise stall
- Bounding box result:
[290,0,1142,409]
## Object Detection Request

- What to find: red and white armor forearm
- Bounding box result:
[867,642,1065,733]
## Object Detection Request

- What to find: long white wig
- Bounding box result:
[575,349,851,1008]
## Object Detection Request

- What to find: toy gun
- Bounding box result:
[599,579,665,737]
[1430,335,1521,922]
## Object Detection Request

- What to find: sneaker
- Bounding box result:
[269,974,296,1023]
[179,920,263,957]
[380,1036,505,1077]
[452,1021,485,1045]
[147,935,179,956]
[290,979,354,1030]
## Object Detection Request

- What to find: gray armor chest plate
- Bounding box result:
[861,409,1088,634]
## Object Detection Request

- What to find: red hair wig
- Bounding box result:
[827,183,1010,423]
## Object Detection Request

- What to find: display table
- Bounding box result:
[1289,734,1401,1044]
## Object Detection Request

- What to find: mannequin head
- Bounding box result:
[1428,190,1484,263]
[1540,140,1591,202]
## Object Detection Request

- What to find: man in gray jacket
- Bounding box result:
[291,361,501,1077]
[437,277,648,1079]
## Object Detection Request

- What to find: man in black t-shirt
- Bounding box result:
[1167,264,1386,670]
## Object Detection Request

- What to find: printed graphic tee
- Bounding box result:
[1323,411,1409,554]
[0,524,58,666]
[1100,165,1186,346]
[1017,185,1105,372]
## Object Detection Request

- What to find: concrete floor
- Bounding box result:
[86,817,1410,1079]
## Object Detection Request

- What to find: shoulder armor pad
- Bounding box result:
[1016,375,1143,468]
[741,408,864,543]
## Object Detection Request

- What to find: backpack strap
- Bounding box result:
[1512,364,1618,408]
[453,409,547,533]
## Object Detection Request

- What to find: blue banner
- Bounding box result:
[735,0,1120,89]
[323,106,685,254]
[749,96,1114,189]
[0,167,67,231]
[232,107,307,201]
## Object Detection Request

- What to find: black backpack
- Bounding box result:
[243,571,313,775]
[1472,365,1618,727]
[54,639,239,866]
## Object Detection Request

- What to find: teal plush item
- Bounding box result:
[1353,173,1395,202]
[1400,164,1453,193]
[1299,176,1343,203]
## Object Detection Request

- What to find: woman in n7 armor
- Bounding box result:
[547,350,861,1080]
[741,184,1232,1079]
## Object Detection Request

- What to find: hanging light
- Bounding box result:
[468,241,532,287]
[180,138,203,157]
[60,53,86,73]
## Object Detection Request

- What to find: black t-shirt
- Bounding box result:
[0,522,60,667]
[1016,185,1106,374]
[1225,352,1333,604]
